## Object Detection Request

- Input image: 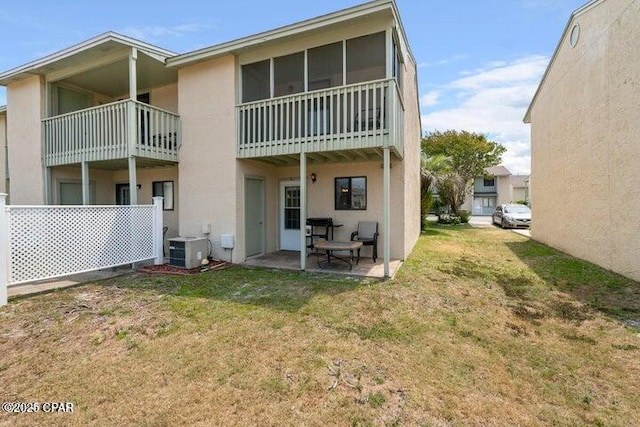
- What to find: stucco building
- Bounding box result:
[524,0,640,281]
[0,0,421,277]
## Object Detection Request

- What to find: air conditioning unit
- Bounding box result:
[168,237,209,269]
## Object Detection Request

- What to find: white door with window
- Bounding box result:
[280,181,301,251]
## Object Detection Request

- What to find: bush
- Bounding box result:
[437,214,461,225]
[458,210,470,223]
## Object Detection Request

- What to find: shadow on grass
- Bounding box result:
[505,240,640,328]
[107,265,371,313]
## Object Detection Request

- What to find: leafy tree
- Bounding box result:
[422,130,505,214]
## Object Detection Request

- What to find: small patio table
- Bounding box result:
[314,240,362,270]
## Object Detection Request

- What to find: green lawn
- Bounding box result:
[1,224,639,426]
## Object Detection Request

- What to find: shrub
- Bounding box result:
[458,210,470,223]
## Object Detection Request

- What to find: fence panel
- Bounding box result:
[0,196,164,305]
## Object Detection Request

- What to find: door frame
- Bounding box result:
[244,175,266,258]
[280,179,301,251]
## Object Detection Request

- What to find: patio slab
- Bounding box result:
[243,250,402,279]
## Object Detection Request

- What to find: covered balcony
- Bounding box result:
[235,30,405,166]
[237,78,403,163]
[43,99,179,168]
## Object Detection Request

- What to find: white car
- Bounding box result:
[492,204,531,229]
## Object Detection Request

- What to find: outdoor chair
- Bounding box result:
[350,221,378,262]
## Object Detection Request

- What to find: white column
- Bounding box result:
[152,196,164,265]
[300,152,307,271]
[383,147,391,277]
[129,48,138,100]
[0,193,8,306]
[128,48,138,202]
[43,167,52,204]
[81,161,90,205]
[128,156,137,205]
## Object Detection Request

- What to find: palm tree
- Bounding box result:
[420,153,452,228]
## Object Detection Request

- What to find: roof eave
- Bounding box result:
[167,0,397,68]
[523,0,603,124]
[0,31,177,85]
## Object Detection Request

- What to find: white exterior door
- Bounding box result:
[280,181,301,251]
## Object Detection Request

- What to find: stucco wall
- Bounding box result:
[529,0,640,281]
[178,55,238,261]
[0,112,7,194]
[401,54,421,258]
[6,75,45,204]
[150,83,178,113]
[496,175,512,206]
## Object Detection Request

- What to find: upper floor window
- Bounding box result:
[346,32,386,84]
[483,177,495,187]
[308,42,343,90]
[274,52,305,97]
[242,60,270,102]
[241,31,387,102]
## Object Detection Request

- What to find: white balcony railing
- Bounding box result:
[42,100,180,167]
[237,78,404,159]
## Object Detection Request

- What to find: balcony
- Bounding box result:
[42,100,180,167]
[236,78,404,163]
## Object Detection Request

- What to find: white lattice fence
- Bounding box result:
[0,195,164,306]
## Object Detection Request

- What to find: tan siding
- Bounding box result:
[530,0,640,280]
[6,75,45,204]
[401,55,421,258]
[0,113,7,194]
[178,55,238,261]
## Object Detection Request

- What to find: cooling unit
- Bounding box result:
[168,237,209,269]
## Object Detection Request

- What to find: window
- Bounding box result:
[308,42,343,90]
[152,181,174,210]
[482,198,495,208]
[242,60,270,102]
[335,177,367,210]
[483,177,495,187]
[393,39,403,90]
[274,52,304,97]
[346,32,386,84]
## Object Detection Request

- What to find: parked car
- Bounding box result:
[492,204,531,229]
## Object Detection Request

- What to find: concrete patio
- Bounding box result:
[243,250,402,279]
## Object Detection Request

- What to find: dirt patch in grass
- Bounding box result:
[1,227,640,425]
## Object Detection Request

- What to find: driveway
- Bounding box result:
[470,215,531,237]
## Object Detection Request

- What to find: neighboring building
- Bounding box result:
[524,0,640,281]
[0,0,421,276]
[510,174,529,204]
[464,165,513,216]
[0,106,7,196]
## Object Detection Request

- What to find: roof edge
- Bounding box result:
[523,0,603,123]
[0,31,177,84]
[167,0,396,68]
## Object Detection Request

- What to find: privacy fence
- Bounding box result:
[0,195,164,306]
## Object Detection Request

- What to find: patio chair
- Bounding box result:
[350,221,378,262]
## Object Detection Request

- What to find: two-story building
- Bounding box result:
[464,165,513,215]
[0,0,421,277]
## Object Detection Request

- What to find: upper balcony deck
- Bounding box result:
[42,100,180,168]
[236,78,404,164]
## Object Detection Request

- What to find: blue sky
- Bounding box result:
[0,0,587,174]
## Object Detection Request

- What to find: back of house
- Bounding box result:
[0,0,421,277]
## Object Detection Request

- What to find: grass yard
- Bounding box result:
[1,224,639,426]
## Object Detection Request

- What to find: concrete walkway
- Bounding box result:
[8,267,133,299]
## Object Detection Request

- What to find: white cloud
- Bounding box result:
[118,23,215,43]
[418,54,468,69]
[421,55,549,175]
[420,91,439,107]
